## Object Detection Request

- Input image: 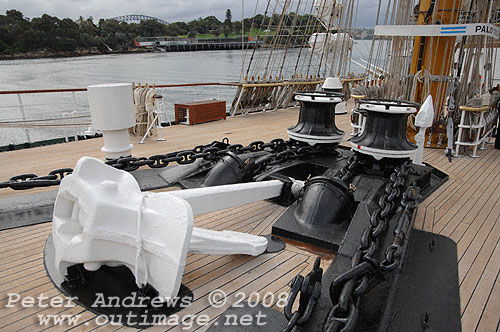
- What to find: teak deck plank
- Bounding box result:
[474,271,500,332]
[461,239,500,332]
[1,108,500,332]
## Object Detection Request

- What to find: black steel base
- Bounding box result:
[299,230,462,332]
[44,235,193,328]
[263,234,286,253]
[270,149,446,250]
[205,230,461,332]
[272,205,350,250]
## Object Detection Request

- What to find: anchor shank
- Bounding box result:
[169,180,283,215]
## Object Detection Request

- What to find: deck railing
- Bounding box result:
[0,82,241,146]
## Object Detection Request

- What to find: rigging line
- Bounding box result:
[262,0,288,78]
[325,0,341,75]
[247,1,271,78]
[241,0,261,81]
[319,0,335,75]
[241,0,245,82]
[285,2,321,78]
[335,1,349,75]
[306,0,329,76]
[330,0,344,75]
[245,0,271,79]
[293,0,318,78]
[435,1,461,116]
[304,0,325,77]
[256,0,282,77]
[346,0,361,74]
[268,2,295,79]
[367,0,384,83]
[274,1,316,78]
[379,0,393,82]
[341,0,357,76]
[455,0,474,105]
[391,1,413,98]
[277,0,304,78]
[316,0,338,77]
[483,0,495,91]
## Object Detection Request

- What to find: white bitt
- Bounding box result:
[52,157,281,301]
[87,83,136,159]
[413,95,434,165]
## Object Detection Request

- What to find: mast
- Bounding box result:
[410,0,460,114]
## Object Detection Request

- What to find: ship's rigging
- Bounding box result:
[231,0,363,115]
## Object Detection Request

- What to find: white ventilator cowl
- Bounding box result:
[87,83,136,159]
[323,77,343,90]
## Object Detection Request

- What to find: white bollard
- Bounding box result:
[87,83,136,159]
[413,95,434,165]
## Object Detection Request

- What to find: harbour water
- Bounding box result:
[0,41,374,146]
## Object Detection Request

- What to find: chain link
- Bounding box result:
[254,141,338,173]
[334,155,359,183]
[324,161,418,332]
[0,138,339,191]
[282,257,323,332]
[1,139,232,190]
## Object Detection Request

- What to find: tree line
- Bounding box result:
[0,9,324,56]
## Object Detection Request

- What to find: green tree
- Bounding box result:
[6,9,25,22]
[0,10,318,56]
[223,9,232,37]
[188,19,203,34]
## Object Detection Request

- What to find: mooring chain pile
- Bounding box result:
[0,138,333,190]
[253,141,339,174]
[281,257,323,332]
[323,161,419,332]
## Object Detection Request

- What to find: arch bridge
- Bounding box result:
[111,14,168,25]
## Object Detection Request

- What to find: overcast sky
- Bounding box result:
[0,0,381,27]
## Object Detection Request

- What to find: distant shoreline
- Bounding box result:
[0,39,375,61]
[0,49,150,61]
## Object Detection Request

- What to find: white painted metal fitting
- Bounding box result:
[295,93,343,103]
[358,102,418,114]
[322,77,343,90]
[87,83,135,159]
[322,77,347,115]
[52,157,282,300]
[413,95,434,165]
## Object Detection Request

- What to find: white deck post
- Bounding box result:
[17,94,31,144]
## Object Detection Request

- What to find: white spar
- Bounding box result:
[52,157,289,301]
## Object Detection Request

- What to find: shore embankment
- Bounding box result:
[0,48,149,61]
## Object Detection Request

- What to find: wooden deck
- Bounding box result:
[0,107,499,331]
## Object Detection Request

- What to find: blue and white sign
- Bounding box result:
[440,26,467,34]
[375,23,500,39]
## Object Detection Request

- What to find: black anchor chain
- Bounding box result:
[323,161,419,332]
[282,257,323,332]
[0,138,338,190]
